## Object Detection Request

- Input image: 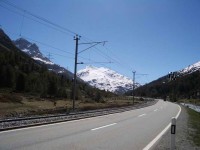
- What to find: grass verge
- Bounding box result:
[0,92,144,119]
[179,99,200,106]
[187,107,200,146]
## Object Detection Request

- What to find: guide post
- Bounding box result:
[171,117,176,150]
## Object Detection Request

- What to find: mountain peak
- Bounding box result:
[15,37,30,43]
[77,66,139,94]
[13,38,54,65]
[14,38,32,49]
[86,65,97,70]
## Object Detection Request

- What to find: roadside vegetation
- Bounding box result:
[131,70,200,102]
[187,107,200,146]
[0,91,144,119]
[178,99,200,106]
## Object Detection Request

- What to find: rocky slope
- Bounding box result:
[13,38,74,79]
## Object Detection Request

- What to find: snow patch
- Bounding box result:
[179,61,200,74]
[58,70,64,73]
[33,57,54,65]
[22,48,29,52]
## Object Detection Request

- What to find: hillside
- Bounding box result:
[0,29,115,100]
[132,62,200,101]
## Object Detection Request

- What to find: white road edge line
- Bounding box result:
[138,113,146,117]
[91,123,117,131]
[154,109,158,112]
[143,105,182,150]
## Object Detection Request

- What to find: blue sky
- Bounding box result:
[0,0,200,84]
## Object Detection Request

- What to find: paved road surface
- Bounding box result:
[0,100,181,150]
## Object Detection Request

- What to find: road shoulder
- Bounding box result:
[153,105,198,150]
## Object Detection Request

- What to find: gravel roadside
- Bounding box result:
[153,105,200,150]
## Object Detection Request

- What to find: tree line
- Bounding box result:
[132,71,200,101]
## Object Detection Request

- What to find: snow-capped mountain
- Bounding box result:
[77,66,139,94]
[14,38,54,65]
[13,38,74,79]
[179,61,200,75]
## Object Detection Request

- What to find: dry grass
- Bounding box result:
[179,99,200,106]
[0,92,143,118]
[187,107,200,146]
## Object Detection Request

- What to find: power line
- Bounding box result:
[103,45,134,71]
[23,36,74,55]
[19,36,99,62]
[0,1,121,67]
[3,28,110,65]
[0,3,74,37]
[1,0,77,36]
[0,28,74,60]
[78,41,107,54]
[46,52,73,59]
[0,0,146,81]
[80,61,113,64]
[19,10,25,36]
[87,46,134,74]
[93,47,125,68]
[1,0,114,60]
[0,1,118,66]
[23,36,101,62]
[23,36,102,63]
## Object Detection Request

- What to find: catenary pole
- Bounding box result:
[132,71,136,104]
[72,35,80,111]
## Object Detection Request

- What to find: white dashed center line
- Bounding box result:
[91,123,117,131]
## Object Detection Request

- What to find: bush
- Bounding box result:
[0,93,23,103]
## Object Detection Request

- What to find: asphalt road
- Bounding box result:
[0,100,181,150]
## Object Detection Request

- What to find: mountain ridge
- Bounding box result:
[13,38,75,79]
[179,61,200,75]
[133,60,200,100]
[14,38,54,65]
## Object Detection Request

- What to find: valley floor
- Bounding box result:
[0,92,143,119]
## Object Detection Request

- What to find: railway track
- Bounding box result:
[0,100,157,131]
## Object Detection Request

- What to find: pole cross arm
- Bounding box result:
[79,41,107,45]
[78,41,108,54]
[77,62,84,64]
[82,61,113,64]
